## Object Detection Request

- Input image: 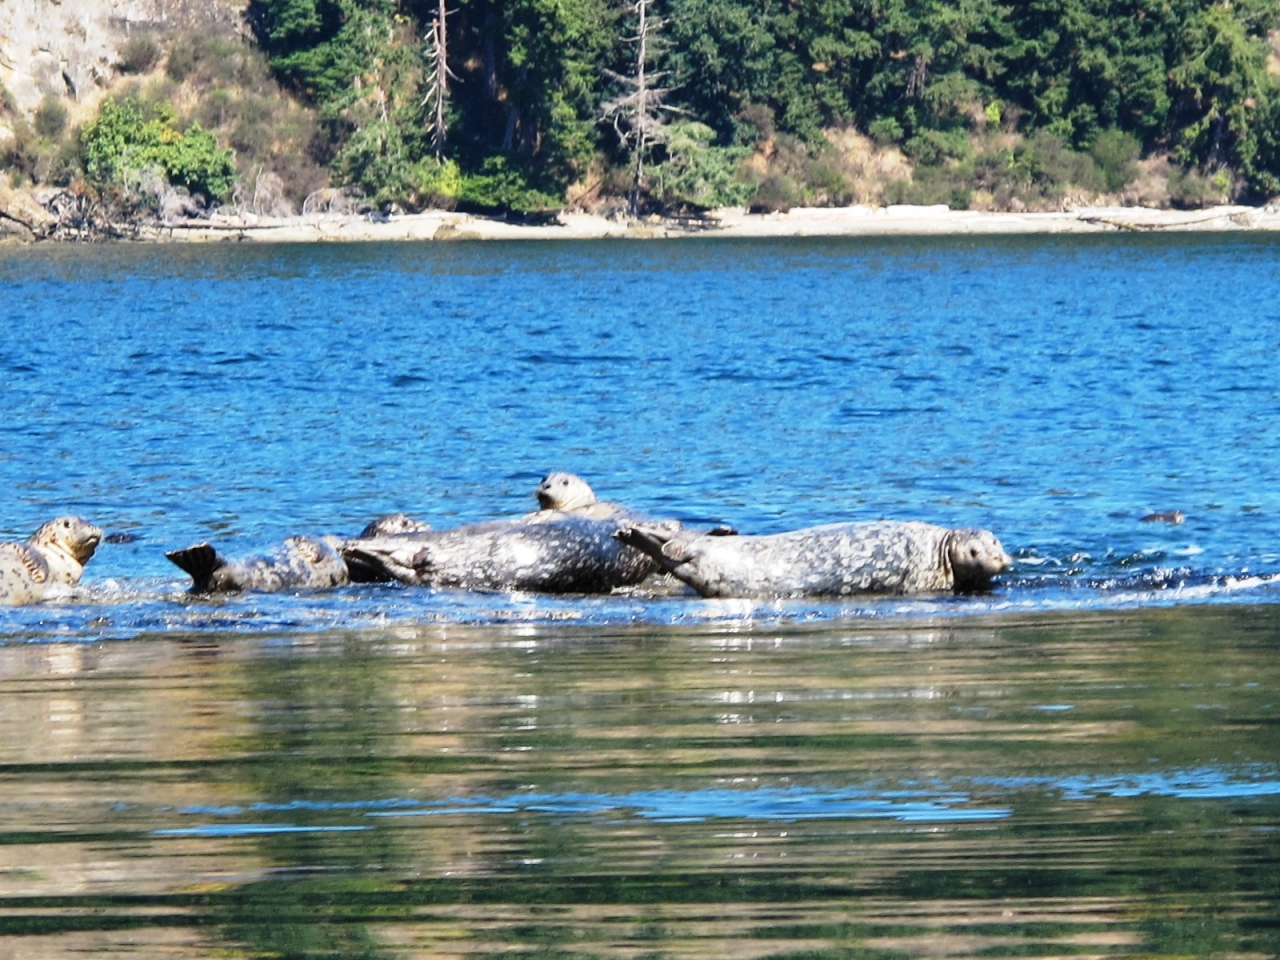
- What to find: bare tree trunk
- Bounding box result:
[630,0,650,214]
[603,0,672,216]
[424,0,453,160]
[433,0,447,158]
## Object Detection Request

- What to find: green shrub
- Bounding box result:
[197,88,238,130]
[1025,131,1104,194]
[167,34,272,91]
[748,173,802,213]
[868,116,904,146]
[733,103,777,147]
[0,120,39,185]
[331,117,412,204]
[886,165,973,209]
[968,131,1107,208]
[118,35,163,75]
[410,158,463,209]
[33,95,67,139]
[457,156,563,214]
[650,122,753,210]
[1167,167,1229,208]
[903,128,972,165]
[1090,129,1142,192]
[81,97,237,199]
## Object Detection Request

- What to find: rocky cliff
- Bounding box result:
[1,0,246,117]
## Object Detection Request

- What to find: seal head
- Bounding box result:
[26,516,102,585]
[0,515,102,605]
[358,513,433,538]
[945,528,1014,593]
[536,472,598,512]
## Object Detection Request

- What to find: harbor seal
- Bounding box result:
[358,513,433,538]
[0,516,103,605]
[615,520,1011,598]
[530,471,700,528]
[530,471,637,522]
[167,535,350,593]
[342,473,702,592]
[341,513,656,593]
[535,472,598,512]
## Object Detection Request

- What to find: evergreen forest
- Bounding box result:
[8,0,1280,218]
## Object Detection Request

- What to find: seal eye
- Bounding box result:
[970,547,979,558]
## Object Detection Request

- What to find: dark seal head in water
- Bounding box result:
[167,535,349,593]
[616,520,1011,598]
[0,516,103,605]
[342,513,656,594]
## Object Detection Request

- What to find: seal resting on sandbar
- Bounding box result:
[167,535,349,593]
[615,520,1012,598]
[341,472,686,593]
[0,516,103,605]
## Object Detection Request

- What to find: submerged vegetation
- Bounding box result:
[5,0,1280,221]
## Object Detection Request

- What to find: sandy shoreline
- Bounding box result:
[126,202,1280,243]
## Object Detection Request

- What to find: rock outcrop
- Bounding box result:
[0,0,246,115]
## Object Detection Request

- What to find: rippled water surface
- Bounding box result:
[1,234,1279,957]
[1,234,1280,629]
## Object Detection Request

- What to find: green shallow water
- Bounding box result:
[1,604,1276,959]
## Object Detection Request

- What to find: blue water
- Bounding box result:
[3,233,1280,635]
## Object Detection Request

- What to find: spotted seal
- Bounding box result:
[615,520,1011,598]
[0,516,103,605]
[531,471,707,529]
[341,513,657,593]
[535,472,598,512]
[358,513,433,538]
[342,472,694,593]
[167,535,349,593]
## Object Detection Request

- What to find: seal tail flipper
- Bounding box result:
[165,543,224,592]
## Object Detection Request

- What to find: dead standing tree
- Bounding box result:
[423,0,458,160]
[603,0,676,215]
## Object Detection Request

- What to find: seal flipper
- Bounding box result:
[166,543,225,593]
[340,541,435,586]
[615,524,694,568]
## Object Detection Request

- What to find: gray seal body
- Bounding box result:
[0,516,103,605]
[342,513,656,593]
[167,535,350,593]
[616,520,1011,599]
[342,472,692,592]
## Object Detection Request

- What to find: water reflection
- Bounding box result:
[0,606,1275,957]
